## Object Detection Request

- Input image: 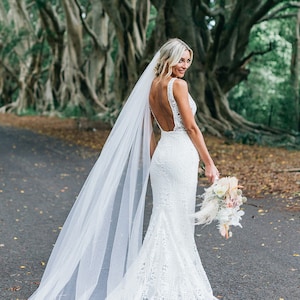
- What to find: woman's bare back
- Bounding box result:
[149,77,175,131]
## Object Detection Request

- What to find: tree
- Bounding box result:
[100,0,151,104]
[1,0,43,114]
[291,8,300,131]
[0,0,299,141]
[228,7,300,134]
[144,0,300,137]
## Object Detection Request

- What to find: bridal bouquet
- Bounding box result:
[194,176,247,239]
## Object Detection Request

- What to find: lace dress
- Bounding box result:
[106,78,217,300]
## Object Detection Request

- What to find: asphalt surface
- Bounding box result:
[0,125,299,300]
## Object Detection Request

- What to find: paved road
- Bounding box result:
[0,125,299,300]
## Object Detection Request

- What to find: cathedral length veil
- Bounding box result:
[30,52,160,299]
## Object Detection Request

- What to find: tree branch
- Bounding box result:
[198,0,225,17]
[247,0,282,26]
[36,1,65,38]
[258,2,300,23]
[199,1,226,69]
[0,61,20,84]
[78,71,108,111]
[261,12,298,21]
[218,1,243,51]
[73,0,107,51]
[218,0,279,65]
[237,42,274,70]
[276,168,300,173]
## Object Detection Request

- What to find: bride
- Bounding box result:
[29,38,219,299]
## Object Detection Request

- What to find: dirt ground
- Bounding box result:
[0,113,299,210]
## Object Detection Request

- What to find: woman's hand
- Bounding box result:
[205,163,220,183]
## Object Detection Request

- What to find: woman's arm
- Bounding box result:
[173,79,219,183]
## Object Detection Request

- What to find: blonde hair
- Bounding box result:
[154,38,193,81]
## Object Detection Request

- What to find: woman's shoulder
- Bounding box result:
[151,77,188,92]
[172,78,188,93]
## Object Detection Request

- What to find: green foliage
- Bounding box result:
[146,5,157,40]
[228,18,297,132]
[62,100,96,119]
[17,108,38,116]
[0,24,23,60]
[0,14,52,104]
[2,0,9,11]
[63,104,83,118]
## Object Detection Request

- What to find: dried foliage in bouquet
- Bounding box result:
[194,176,247,239]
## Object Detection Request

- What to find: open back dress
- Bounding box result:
[106,78,217,299]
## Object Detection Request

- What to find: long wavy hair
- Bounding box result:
[154,38,193,81]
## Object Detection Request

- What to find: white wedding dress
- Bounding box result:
[106,78,217,299]
[29,52,217,299]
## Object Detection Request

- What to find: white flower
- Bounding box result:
[229,208,245,228]
[194,176,246,239]
[217,207,232,223]
[213,185,228,198]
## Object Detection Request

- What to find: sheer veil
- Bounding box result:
[30,51,160,299]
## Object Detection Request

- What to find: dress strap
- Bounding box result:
[167,78,183,131]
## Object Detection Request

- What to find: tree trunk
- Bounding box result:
[60,0,84,112]
[6,0,40,114]
[291,9,300,131]
[101,0,150,103]
[146,0,285,136]
[86,0,109,91]
[0,1,9,108]
[36,0,65,112]
[37,0,112,116]
[0,1,8,23]
[0,0,298,140]
[80,0,113,114]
